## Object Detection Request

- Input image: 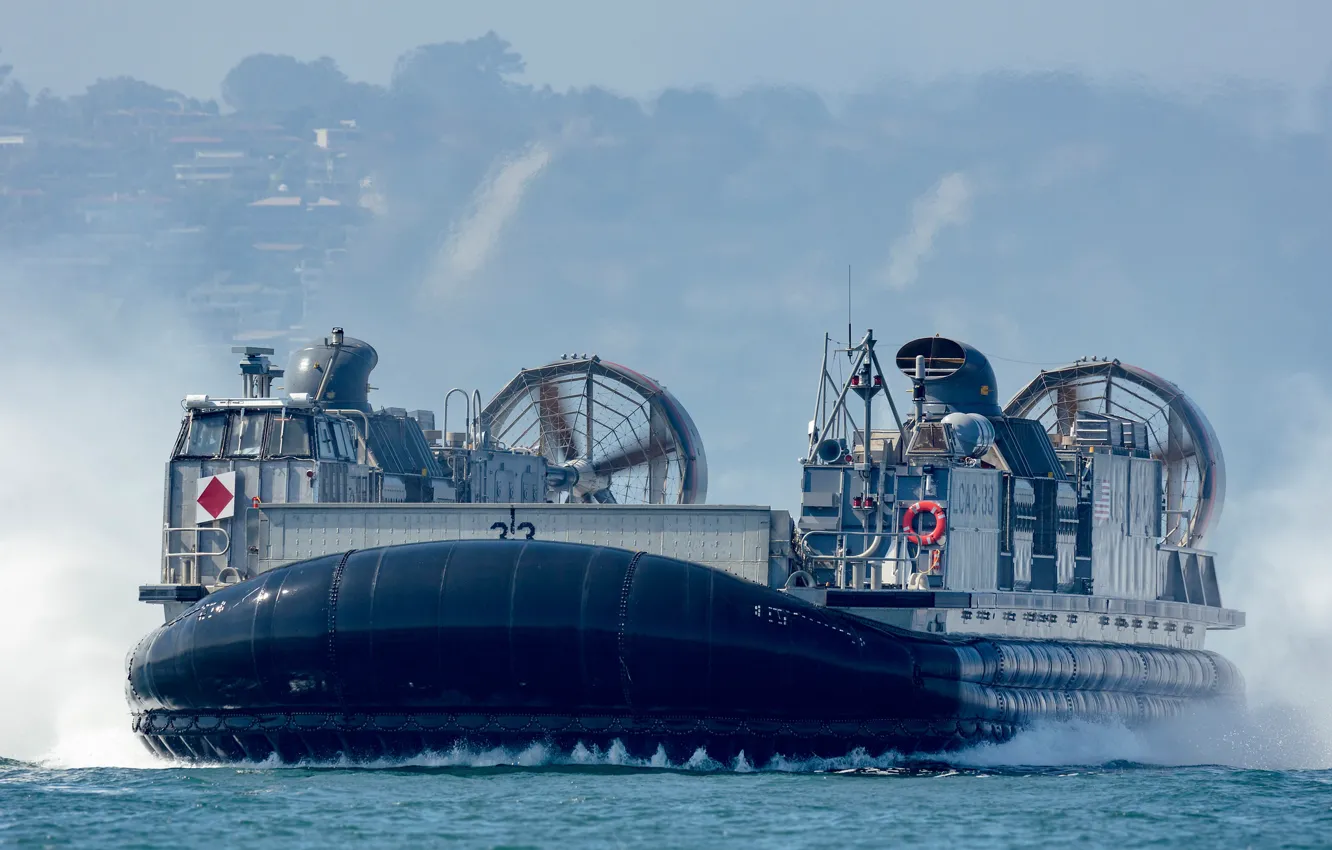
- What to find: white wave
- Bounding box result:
[951,720,1148,768]
[953,701,1332,771]
[36,703,1326,773]
[97,739,909,773]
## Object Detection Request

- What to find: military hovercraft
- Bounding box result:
[127,328,1243,763]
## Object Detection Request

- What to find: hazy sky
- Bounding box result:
[6,0,1332,99]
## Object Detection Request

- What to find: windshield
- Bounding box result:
[181,412,226,457]
[228,411,267,458]
[266,414,312,458]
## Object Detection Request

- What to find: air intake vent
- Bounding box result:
[1073,412,1119,447]
[1072,412,1146,449]
[896,337,966,379]
[893,336,1001,417]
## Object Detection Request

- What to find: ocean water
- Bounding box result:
[6,722,1332,849]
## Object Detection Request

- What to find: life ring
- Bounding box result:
[902,500,947,546]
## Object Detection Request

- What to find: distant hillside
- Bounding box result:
[1,35,1327,506]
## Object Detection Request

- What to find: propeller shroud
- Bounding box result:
[1004,359,1225,548]
[482,356,708,505]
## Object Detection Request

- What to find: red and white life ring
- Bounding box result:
[902,500,947,546]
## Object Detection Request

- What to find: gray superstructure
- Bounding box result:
[128,324,1247,763]
[141,327,1242,655]
[784,331,1240,650]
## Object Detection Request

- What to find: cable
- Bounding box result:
[986,354,1073,367]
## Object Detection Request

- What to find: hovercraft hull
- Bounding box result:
[127,540,1242,764]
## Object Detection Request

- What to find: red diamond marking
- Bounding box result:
[197,476,234,519]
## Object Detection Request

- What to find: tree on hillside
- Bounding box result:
[221,54,351,116]
[653,87,726,131]
[29,88,70,128]
[562,86,646,135]
[382,32,534,159]
[390,31,525,106]
[0,48,29,123]
[79,76,205,115]
[728,86,831,133]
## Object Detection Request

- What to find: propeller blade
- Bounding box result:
[593,440,675,476]
[591,488,617,504]
[537,381,579,460]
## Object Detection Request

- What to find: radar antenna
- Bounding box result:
[482,356,707,505]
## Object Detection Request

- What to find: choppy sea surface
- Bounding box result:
[6,723,1332,849]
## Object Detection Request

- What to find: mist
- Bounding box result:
[0,275,233,765]
[1204,374,1332,768]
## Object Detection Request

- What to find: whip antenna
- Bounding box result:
[847,264,853,361]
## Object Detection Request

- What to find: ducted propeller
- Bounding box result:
[482,356,708,505]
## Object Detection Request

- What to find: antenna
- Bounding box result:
[847,264,853,362]
[233,346,282,399]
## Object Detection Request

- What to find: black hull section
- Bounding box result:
[127,540,1242,764]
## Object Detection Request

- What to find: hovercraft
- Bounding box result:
[128,329,1244,762]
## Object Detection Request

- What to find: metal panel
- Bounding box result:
[804,467,844,495]
[1182,552,1205,604]
[1162,549,1186,602]
[1128,456,1162,539]
[1199,554,1222,607]
[1028,476,1058,592]
[1092,453,1121,595]
[992,417,1067,479]
[1056,482,1079,587]
[167,461,234,585]
[802,491,839,508]
[1010,478,1035,588]
[798,515,839,531]
[943,466,1002,591]
[255,503,782,586]
[1090,452,1161,601]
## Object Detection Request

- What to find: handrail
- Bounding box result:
[798,528,919,563]
[471,389,483,445]
[161,526,232,585]
[163,525,231,558]
[443,388,471,447]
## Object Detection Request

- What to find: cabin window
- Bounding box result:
[227,411,267,458]
[332,420,357,461]
[908,422,949,454]
[342,421,361,462]
[181,412,226,457]
[315,418,337,460]
[266,414,312,458]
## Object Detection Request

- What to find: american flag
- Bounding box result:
[1093,480,1112,521]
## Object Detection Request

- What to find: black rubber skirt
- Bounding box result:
[127,540,1243,763]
